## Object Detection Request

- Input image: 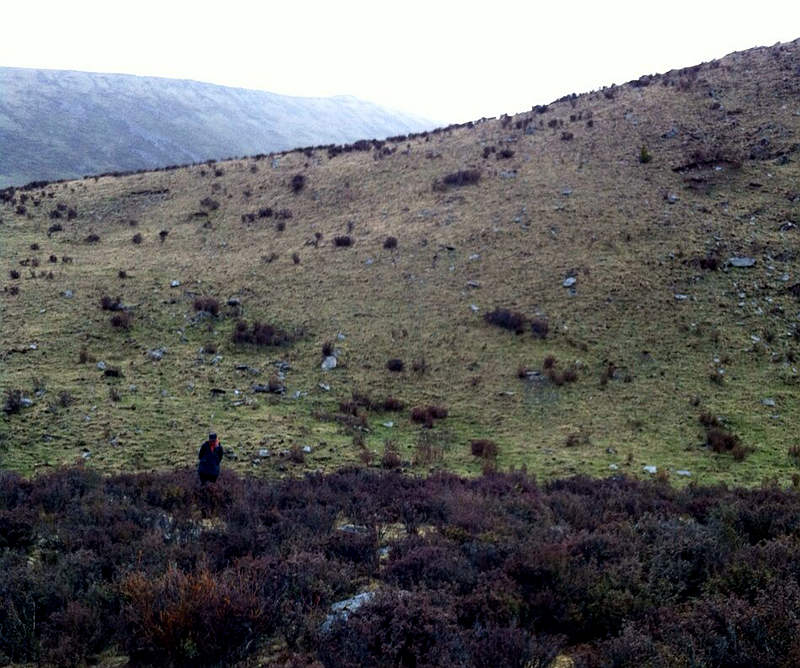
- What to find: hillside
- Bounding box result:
[2,39,800,487]
[0,67,433,187]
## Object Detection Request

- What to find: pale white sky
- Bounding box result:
[2,0,799,124]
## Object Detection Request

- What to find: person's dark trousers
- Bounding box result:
[199,471,219,483]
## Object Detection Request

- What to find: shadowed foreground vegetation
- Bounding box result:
[3,466,800,666]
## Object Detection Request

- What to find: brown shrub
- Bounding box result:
[386,358,404,372]
[194,297,220,316]
[470,439,498,458]
[110,312,133,330]
[381,441,402,468]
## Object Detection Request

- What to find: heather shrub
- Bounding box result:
[9,269,19,279]
[131,232,143,244]
[485,307,527,334]
[159,230,169,242]
[386,358,404,372]
[290,174,306,193]
[334,235,353,247]
[382,396,404,411]
[100,295,123,311]
[433,169,481,191]
[232,320,300,347]
[193,296,220,316]
[471,439,498,459]
[530,317,549,339]
[110,311,133,329]
[383,236,398,249]
[84,233,100,243]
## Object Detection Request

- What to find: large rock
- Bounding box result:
[322,355,337,371]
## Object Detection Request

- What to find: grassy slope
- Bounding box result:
[2,40,800,486]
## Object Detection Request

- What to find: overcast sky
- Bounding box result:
[2,1,799,124]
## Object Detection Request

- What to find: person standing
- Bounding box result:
[198,432,224,483]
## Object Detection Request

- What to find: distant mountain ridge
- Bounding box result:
[0,67,434,187]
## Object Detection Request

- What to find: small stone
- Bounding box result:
[761,398,776,407]
[365,258,374,265]
[147,348,166,361]
[96,361,106,370]
[81,451,91,459]
[227,297,241,306]
[62,289,74,298]
[780,274,790,282]
[170,280,181,287]
[674,294,689,301]
[383,421,394,428]
[302,445,312,453]
[20,397,33,408]
[211,355,222,365]
[666,193,679,203]
[466,280,481,288]
[470,304,479,312]
[337,332,346,340]
[322,356,337,371]
[319,383,330,391]
[729,257,756,268]
[469,253,480,261]
[563,277,577,288]
[258,448,270,457]
[500,170,517,179]
[676,470,691,477]
[561,187,573,196]
[643,465,657,474]
[609,463,619,470]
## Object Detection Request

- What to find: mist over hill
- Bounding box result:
[0,67,434,187]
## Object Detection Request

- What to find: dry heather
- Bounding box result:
[2,39,800,486]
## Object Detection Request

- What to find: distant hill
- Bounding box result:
[0,67,434,187]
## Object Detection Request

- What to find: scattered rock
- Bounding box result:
[338,524,368,534]
[382,421,394,428]
[337,332,346,341]
[466,280,481,289]
[20,397,34,408]
[322,356,337,371]
[469,253,480,261]
[674,294,689,301]
[227,297,241,306]
[729,257,756,268]
[258,449,270,457]
[302,445,312,454]
[322,592,376,633]
[563,277,577,288]
[609,463,619,470]
[761,398,776,407]
[319,383,331,392]
[643,465,657,474]
[676,470,692,477]
[147,348,166,361]
[561,187,573,196]
[499,170,517,179]
[170,280,181,287]
[96,361,106,370]
[62,289,74,298]
[469,304,479,312]
[662,127,678,139]
[666,193,679,203]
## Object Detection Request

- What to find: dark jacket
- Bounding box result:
[198,441,224,476]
